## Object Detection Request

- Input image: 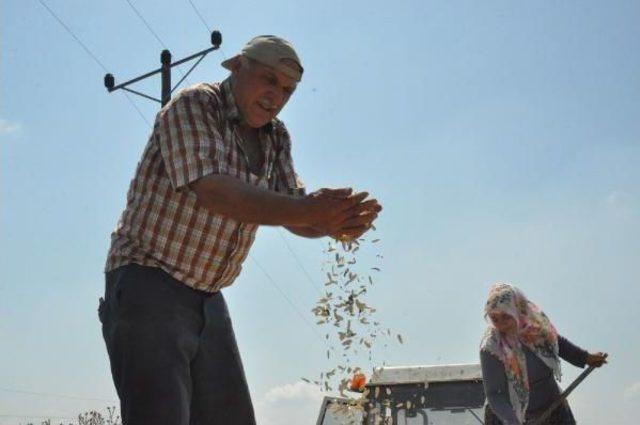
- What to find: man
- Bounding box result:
[99,35,381,425]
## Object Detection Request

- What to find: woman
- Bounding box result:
[480,283,607,425]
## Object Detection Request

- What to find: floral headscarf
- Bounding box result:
[480,283,561,424]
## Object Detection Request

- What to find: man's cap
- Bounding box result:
[221,35,303,82]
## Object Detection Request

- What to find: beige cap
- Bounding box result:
[221,35,304,82]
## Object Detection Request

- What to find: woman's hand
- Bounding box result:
[586,352,608,367]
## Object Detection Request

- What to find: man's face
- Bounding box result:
[231,58,298,128]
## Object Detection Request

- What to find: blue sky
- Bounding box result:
[1,0,639,424]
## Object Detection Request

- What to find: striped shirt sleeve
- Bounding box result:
[156,87,227,190]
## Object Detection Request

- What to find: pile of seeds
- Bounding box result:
[302,235,403,404]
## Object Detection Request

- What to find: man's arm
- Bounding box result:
[191,174,308,226]
[190,174,369,232]
[284,226,326,238]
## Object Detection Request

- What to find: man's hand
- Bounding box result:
[329,198,380,241]
[305,188,382,240]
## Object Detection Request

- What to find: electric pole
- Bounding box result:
[103,30,222,107]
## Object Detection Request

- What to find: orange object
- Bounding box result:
[349,373,367,391]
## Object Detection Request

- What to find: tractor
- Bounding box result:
[315,363,485,425]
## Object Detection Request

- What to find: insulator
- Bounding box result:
[104,73,115,90]
[211,30,222,47]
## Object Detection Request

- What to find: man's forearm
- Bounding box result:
[191,174,309,226]
[285,226,326,239]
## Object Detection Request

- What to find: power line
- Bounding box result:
[38,0,109,72]
[123,0,192,87]
[249,254,325,343]
[38,0,152,127]
[123,91,152,127]
[0,386,116,403]
[187,0,210,32]
[184,0,228,59]
[124,0,167,48]
[277,229,323,296]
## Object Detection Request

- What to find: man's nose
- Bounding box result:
[266,87,286,106]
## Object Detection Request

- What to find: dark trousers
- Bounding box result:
[99,264,256,425]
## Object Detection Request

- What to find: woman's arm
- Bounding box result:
[558,335,608,368]
[480,350,522,425]
[558,335,589,368]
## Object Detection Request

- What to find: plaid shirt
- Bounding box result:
[105,79,305,292]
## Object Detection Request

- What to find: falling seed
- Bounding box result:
[397,334,404,344]
[308,230,404,405]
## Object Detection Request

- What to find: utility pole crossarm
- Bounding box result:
[104,30,222,107]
